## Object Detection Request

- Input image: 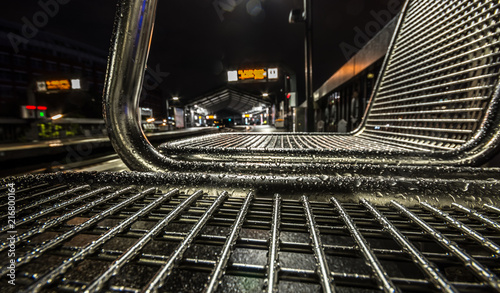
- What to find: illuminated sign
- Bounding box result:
[287,92,297,107]
[228,68,279,82]
[242,114,253,118]
[206,115,217,119]
[37,79,82,92]
[239,69,266,80]
[227,71,238,82]
[71,79,82,89]
[174,108,185,128]
[46,80,71,90]
[268,68,278,79]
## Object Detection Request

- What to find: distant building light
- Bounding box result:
[227,70,238,82]
[172,96,179,101]
[141,108,153,117]
[51,114,63,120]
[147,118,155,123]
[71,79,81,89]
[367,73,375,79]
[262,93,269,97]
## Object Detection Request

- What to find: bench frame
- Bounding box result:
[103,0,500,172]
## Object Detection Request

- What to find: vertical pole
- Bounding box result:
[166,99,170,130]
[304,0,314,132]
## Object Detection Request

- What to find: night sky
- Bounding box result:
[1,0,402,104]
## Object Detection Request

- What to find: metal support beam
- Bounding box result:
[304,0,314,132]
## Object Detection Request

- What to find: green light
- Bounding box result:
[39,112,45,117]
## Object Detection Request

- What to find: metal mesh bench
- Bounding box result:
[151,0,500,169]
[2,170,500,292]
[2,1,500,292]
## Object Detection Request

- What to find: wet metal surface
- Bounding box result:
[1,177,500,292]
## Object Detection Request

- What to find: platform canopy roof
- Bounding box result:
[186,87,270,115]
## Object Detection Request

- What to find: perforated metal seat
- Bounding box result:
[155,0,500,169]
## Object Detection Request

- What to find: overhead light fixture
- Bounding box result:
[173,97,179,101]
[262,93,269,97]
[147,118,155,123]
[51,114,63,120]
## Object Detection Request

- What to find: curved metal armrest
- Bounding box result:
[104,0,166,171]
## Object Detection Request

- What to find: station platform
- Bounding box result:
[0,127,218,162]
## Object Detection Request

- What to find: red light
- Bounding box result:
[37,106,47,110]
[286,93,291,99]
[26,105,36,110]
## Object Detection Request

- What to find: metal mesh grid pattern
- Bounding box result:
[1,183,500,292]
[363,0,500,150]
[162,133,421,154]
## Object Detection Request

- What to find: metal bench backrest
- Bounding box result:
[358,0,500,153]
[103,0,500,172]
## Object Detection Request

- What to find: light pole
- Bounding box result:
[290,0,314,132]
